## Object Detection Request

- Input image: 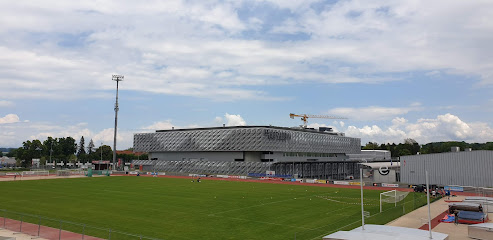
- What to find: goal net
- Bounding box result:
[21,171,50,178]
[380,190,409,212]
[56,170,86,176]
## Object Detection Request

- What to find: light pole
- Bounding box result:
[49,141,54,169]
[112,74,124,171]
[100,142,103,161]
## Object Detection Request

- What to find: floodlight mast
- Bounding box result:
[112,74,124,171]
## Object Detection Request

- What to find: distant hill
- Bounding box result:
[0,148,15,153]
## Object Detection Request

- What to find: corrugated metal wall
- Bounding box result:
[400,151,493,187]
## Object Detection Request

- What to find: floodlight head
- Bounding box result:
[112,74,124,81]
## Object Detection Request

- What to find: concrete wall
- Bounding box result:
[400,150,493,187]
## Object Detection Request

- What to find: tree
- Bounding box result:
[43,137,56,163]
[94,145,113,161]
[6,149,16,157]
[77,136,87,161]
[15,140,43,167]
[362,142,379,150]
[87,139,95,154]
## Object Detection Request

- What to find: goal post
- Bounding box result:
[21,170,50,178]
[380,190,409,212]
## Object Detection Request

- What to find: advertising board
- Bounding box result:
[333,181,350,185]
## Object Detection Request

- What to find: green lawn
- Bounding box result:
[0,177,428,240]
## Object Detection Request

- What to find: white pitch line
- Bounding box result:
[207,193,321,216]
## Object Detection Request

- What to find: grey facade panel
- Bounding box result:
[400,151,493,187]
[150,151,244,162]
[134,126,361,154]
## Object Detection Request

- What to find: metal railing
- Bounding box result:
[0,209,163,240]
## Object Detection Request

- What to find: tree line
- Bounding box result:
[8,136,147,167]
[362,139,493,158]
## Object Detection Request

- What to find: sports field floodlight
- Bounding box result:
[112,74,124,171]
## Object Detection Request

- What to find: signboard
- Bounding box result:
[316,180,327,184]
[349,182,365,186]
[263,129,292,141]
[333,181,350,185]
[266,171,275,176]
[92,161,110,164]
[445,186,464,192]
[382,183,399,188]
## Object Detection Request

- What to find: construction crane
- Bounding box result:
[289,113,347,128]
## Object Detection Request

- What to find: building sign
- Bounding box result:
[263,129,292,141]
[378,166,390,175]
[382,183,399,187]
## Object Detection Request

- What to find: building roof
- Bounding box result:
[361,162,400,169]
[323,225,448,240]
[155,125,348,136]
[116,150,145,156]
[135,125,361,154]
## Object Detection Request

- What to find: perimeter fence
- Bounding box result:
[0,209,163,240]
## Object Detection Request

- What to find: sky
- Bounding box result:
[1,0,493,150]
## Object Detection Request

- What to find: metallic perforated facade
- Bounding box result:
[134,126,360,155]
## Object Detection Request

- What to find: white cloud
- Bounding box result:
[143,121,176,131]
[0,100,13,107]
[220,113,246,126]
[0,114,20,124]
[341,113,493,144]
[328,105,420,121]
[0,1,492,102]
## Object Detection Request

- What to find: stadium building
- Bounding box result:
[133,126,362,179]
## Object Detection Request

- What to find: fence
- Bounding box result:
[0,209,163,240]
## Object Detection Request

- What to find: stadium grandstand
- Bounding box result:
[133,125,362,179]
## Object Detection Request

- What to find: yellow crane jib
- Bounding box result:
[289,113,347,128]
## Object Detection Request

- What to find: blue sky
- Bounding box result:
[1,0,493,149]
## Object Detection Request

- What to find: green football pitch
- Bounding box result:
[0,176,428,240]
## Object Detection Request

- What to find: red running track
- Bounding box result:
[117,174,415,192]
[418,210,449,230]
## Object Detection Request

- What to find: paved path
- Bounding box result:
[1,218,102,240]
[387,195,492,240]
[0,228,48,240]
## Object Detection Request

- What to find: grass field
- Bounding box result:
[0,176,428,240]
